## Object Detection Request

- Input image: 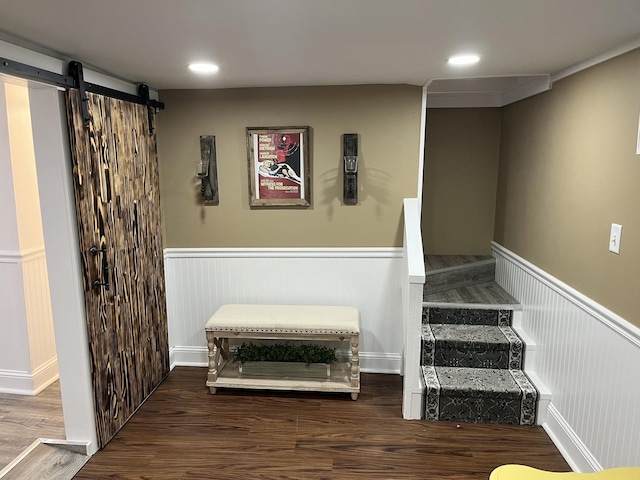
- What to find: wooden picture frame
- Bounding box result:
[246,126,311,207]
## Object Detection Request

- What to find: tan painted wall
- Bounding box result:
[422,108,502,255]
[157,85,422,247]
[495,48,640,327]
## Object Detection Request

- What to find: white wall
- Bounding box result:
[493,242,640,472]
[0,81,58,395]
[29,85,98,452]
[165,248,404,374]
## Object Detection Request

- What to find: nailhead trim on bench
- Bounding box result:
[206,326,359,334]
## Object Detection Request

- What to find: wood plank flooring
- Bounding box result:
[0,381,65,469]
[424,255,492,272]
[75,367,569,479]
[2,443,87,480]
[424,281,520,306]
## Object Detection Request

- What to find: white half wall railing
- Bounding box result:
[401,198,426,419]
[164,247,404,374]
[492,242,640,472]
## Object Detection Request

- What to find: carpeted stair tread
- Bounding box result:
[422,366,537,425]
[424,281,519,306]
[436,366,523,395]
[422,324,523,369]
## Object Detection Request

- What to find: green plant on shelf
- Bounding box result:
[232,341,338,365]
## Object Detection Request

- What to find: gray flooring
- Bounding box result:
[424,255,493,272]
[0,381,65,470]
[424,281,520,306]
[1,443,87,480]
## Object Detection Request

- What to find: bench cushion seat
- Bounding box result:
[206,304,360,335]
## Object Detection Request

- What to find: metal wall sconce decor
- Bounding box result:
[342,133,359,205]
[197,135,219,205]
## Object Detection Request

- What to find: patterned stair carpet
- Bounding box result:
[421,255,538,425]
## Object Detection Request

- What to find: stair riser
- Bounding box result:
[422,342,523,370]
[432,395,526,425]
[425,263,495,295]
[425,345,519,370]
[423,307,512,326]
[421,326,524,370]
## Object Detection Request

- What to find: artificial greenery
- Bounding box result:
[233,341,338,365]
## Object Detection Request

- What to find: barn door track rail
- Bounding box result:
[0,56,163,134]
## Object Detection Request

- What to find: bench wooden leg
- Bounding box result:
[206,332,222,391]
[350,334,360,399]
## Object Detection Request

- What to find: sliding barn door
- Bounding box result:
[66,90,169,448]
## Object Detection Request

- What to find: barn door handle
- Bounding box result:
[90,246,110,290]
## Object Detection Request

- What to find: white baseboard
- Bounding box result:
[32,357,59,394]
[543,404,602,473]
[169,346,401,374]
[169,346,207,370]
[0,369,33,394]
[0,356,58,395]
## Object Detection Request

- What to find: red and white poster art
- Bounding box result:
[247,127,310,207]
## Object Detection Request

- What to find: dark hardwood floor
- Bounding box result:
[75,367,570,479]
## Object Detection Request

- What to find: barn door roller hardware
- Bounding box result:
[67,61,161,134]
[138,84,155,134]
[0,56,164,134]
[68,61,90,129]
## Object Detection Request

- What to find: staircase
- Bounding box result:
[421,255,539,425]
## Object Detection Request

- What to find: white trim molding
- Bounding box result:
[164,247,405,376]
[0,356,58,395]
[0,247,45,264]
[165,247,401,259]
[492,242,640,471]
[551,36,640,83]
[424,75,551,108]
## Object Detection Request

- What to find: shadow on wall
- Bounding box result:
[319,155,391,221]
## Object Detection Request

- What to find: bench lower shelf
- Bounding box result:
[206,361,359,399]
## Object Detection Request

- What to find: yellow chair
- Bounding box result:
[490,465,640,480]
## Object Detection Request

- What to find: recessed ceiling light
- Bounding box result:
[188,63,220,74]
[448,54,480,66]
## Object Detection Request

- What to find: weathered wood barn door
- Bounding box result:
[65,90,169,448]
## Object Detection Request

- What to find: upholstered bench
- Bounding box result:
[205,304,360,399]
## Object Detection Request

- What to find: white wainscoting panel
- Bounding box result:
[22,250,58,392]
[0,249,58,394]
[164,248,403,374]
[492,242,640,471]
[0,256,31,378]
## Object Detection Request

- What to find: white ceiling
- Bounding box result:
[0,0,639,91]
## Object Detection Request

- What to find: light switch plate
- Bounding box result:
[637,113,640,155]
[609,223,622,254]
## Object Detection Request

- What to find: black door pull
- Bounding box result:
[90,245,110,290]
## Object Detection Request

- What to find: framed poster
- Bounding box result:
[246,126,311,207]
